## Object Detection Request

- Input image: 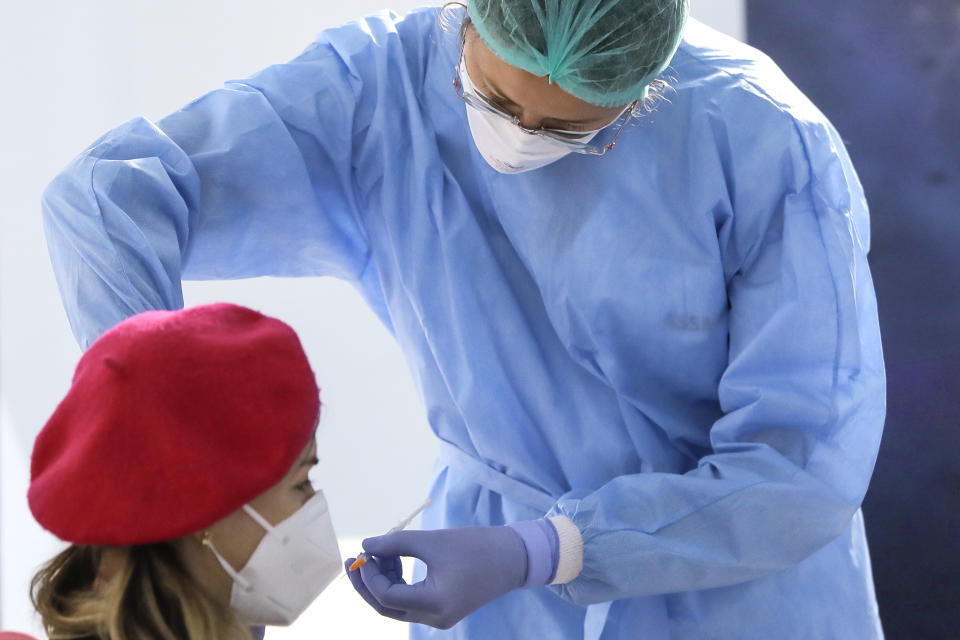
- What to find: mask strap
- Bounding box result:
[241,504,276,533]
[202,533,253,591]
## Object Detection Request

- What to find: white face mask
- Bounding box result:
[461,63,601,174]
[205,490,342,626]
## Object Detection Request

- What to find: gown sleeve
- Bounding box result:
[41,15,402,349]
[548,103,886,604]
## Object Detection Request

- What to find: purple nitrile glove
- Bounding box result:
[345,525,529,630]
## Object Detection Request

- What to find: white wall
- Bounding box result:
[0,1,745,635]
[691,0,747,43]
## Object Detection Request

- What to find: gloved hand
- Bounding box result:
[345,525,529,630]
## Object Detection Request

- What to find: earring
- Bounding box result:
[201,531,214,546]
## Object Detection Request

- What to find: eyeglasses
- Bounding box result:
[453,38,638,156]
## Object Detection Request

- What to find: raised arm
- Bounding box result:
[42,16,403,348]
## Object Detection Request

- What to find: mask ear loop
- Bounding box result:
[242,504,292,546]
[203,531,253,592]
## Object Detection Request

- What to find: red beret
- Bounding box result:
[29,303,320,546]
[0,633,41,640]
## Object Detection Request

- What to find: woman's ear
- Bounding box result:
[177,529,211,552]
[168,529,211,567]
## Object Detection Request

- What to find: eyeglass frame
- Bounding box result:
[453,36,640,156]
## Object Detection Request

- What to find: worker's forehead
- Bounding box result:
[464,30,626,122]
[279,431,318,479]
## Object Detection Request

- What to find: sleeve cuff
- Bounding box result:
[547,515,583,585]
[507,519,560,588]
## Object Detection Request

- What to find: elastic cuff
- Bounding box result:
[547,515,583,585]
[507,519,559,588]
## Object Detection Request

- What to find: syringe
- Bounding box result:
[348,498,432,571]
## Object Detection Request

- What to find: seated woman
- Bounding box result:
[27,303,339,640]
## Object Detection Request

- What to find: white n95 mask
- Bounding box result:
[461,63,600,174]
[205,490,342,626]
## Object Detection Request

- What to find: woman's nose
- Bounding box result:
[514,110,545,132]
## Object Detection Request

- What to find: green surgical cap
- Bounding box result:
[466,0,690,107]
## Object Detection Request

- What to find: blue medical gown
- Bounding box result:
[42,9,886,639]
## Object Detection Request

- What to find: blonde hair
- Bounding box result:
[31,543,254,640]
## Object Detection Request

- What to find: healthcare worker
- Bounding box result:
[41,0,886,638]
[28,304,341,640]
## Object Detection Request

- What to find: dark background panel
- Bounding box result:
[746,2,960,639]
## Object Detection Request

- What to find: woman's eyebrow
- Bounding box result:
[296,436,319,465]
[298,456,319,468]
[477,72,520,108]
[467,54,518,108]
